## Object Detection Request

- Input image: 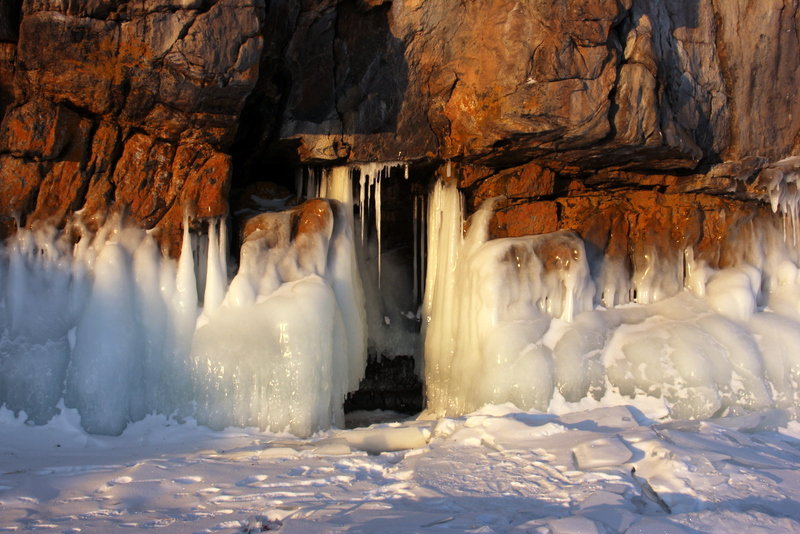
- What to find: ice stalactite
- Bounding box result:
[302,162,417,359]
[352,163,390,285]
[412,191,427,306]
[760,157,800,245]
[298,163,393,282]
[202,219,226,315]
[422,177,800,420]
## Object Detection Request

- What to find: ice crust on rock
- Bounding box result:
[423,178,800,420]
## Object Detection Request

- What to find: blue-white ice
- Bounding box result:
[0,170,367,436]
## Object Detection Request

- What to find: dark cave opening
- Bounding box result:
[0,0,22,43]
[228,151,435,415]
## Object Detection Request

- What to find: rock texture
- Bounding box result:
[0,0,799,263]
[262,0,799,169]
[0,0,264,252]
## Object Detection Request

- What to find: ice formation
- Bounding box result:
[423,181,595,415]
[6,166,800,436]
[192,172,368,434]
[423,178,800,420]
[760,156,800,243]
[0,180,368,435]
[298,163,419,358]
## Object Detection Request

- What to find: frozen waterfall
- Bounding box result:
[0,189,367,436]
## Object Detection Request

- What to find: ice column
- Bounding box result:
[423,180,595,416]
[202,219,227,315]
[65,238,144,435]
[421,179,466,414]
[320,166,369,394]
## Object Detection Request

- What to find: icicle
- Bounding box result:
[203,219,225,315]
[376,167,382,287]
[412,194,418,300]
[417,195,429,310]
[191,226,208,301]
[359,168,367,244]
[175,219,198,339]
[365,168,372,244]
[6,235,30,338]
[219,217,228,283]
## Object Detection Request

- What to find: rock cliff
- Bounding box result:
[0,0,263,252]
[1,0,799,268]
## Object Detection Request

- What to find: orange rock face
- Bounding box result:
[1,0,799,266]
[0,155,40,237]
[0,0,264,253]
[0,42,15,119]
[269,0,800,172]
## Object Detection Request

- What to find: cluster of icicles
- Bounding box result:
[3,165,800,436]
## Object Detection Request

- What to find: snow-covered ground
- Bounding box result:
[2,401,800,533]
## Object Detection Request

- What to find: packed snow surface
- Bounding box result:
[1,403,800,533]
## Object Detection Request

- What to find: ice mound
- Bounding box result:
[0,183,367,435]
[424,181,594,415]
[423,178,800,420]
[193,195,367,435]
